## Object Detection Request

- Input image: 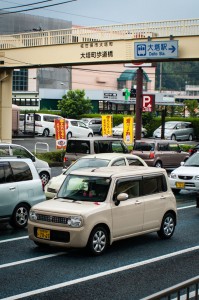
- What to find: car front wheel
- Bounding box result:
[157,212,175,239]
[87,226,108,255]
[10,204,30,229]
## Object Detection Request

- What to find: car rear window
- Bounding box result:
[66,140,90,154]
[134,142,155,151]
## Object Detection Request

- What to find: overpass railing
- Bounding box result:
[142,275,199,300]
[0,18,198,50]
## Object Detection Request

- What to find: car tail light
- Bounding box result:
[63,156,68,162]
[188,149,194,155]
[149,151,155,159]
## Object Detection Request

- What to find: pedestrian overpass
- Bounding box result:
[0,18,199,142]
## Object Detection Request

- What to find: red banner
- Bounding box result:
[55,119,66,149]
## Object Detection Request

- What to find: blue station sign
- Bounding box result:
[134,40,178,59]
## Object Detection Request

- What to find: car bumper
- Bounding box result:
[169,178,199,191]
[28,221,89,248]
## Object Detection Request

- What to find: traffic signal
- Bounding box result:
[123,88,130,101]
[130,88,136,98]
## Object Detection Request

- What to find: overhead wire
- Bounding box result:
[0,0,77,15]
[0,0,54,10]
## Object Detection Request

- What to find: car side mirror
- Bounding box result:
[114,193,128,206]
[31,156,36,162]
[180,161,185,166]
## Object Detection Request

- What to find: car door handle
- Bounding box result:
[9,187,16,191]
[160,196,166,199]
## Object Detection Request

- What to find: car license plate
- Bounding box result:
[176,182,185,188]
[37,228,50,240]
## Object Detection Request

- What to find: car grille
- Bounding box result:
[37,214,69,224]
[178,175,193,180]
[185,183,195,187]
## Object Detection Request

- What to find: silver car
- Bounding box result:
[153,121,194,141]
[0,143,51,185]
[0,158,46,228]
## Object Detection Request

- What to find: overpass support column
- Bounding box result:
[0,69,13,143]
[135,67,143,140]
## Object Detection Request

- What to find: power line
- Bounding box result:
[1,0,53,10]
[0,0,77,15]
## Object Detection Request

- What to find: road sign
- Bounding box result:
[142,94,155,112]
[134,41,178,59]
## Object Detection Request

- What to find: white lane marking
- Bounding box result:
[0,236,28,243]
[178,204,196,210]
[1,245,199,300]
[0,252,66,269]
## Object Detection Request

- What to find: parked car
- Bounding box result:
[188,143,199,156]
[20,113,63,137]
[153,121,194,141]
[169,152,199,193]
[0,143,51,185]
[45,153,148,199]
[65,119,93,139]
[28,166,177,255]
[132,139,189,169]
[0,158,46,228]
[81,118,102,135]
[63,137,129,168]
[112,123,147,138]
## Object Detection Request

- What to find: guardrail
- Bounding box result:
[142,275,199,300]
[0,18,198,49]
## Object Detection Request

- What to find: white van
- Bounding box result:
[20,113,63,137]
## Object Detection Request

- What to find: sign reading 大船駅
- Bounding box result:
[134,41,178,59]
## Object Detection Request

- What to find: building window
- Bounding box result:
[13,69,28,91]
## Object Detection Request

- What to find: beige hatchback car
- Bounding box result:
[28,166,177,255]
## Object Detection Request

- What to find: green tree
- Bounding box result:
[184,99,198,117]
[58,90,93,118]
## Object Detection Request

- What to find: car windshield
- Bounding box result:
[184,153,199,167]
[64,158,110,174]
[134,142,155,151]
[116,124,123,128]
[58,174,111,202]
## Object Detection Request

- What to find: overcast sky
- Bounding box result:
[0,0,198,26]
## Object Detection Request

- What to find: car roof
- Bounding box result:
[67,137,123,141]
[69,166,165,178]
[134,139,180,144]
[76,153,143,160]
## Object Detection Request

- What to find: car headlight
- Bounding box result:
[67,216,83,228]
[194,176,199,180]
[170,173,177,179]
[29,210,38,221]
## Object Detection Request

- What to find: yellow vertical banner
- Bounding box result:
[101,115,112,137]
[123,116,134,145]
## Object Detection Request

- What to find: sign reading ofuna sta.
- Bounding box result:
[123,116,134,145]
[54,118,66,149]
[102,115,112,137]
